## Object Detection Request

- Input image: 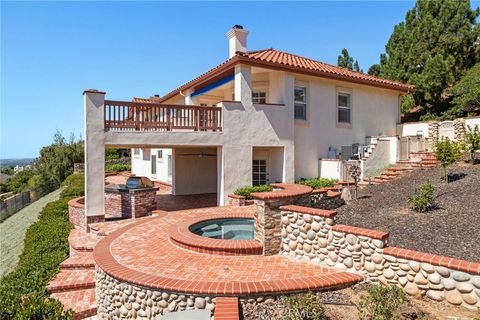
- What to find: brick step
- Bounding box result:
[420,160,438,164]
[47,270,95,293]
[69,229,100,255]
[60,252,95,270]
[327,190,341,198]
[383,171,402,177]
[50,288,97,320]
[375,175,393,181]
[214,297,239,320]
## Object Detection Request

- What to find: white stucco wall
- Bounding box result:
[465,117,480,130]
[293,75,401,179]
[131,148,172,183]
[173,147,217,195]
[319,159,342,180]
[397,122,430,137]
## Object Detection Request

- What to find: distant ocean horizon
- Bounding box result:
[0,158,35,169]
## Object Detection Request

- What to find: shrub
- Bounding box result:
[282,292,326,320]
[0,173,83,319]
[60,173,85,198]
[408,182,435,212]
[295,177,337,189]
[464,124,480,163]
[105,163,132,172]
[356,284,406,320]
[233,185,273,200]
[435,138,464,182]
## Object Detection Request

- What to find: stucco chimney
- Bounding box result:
[227,25,248,58]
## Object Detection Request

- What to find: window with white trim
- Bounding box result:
[338,92,351,124]
[157,150,163,161]
[294,86,307,120]
[133,148,140,156]
[252,91,267,104]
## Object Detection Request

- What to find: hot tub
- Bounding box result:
[189,218,254,240]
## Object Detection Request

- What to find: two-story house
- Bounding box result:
[83,25,413,219]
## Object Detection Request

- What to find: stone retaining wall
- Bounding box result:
[279,205,480,309]
[96,268,215,319]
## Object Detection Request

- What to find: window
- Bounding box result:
[157,150,163,161]
[252,159,267,186]
[252,91,267,104]
[133,148,140,157]
[294,86,307,120]
[167,155,172,177]
[338,92,351,124]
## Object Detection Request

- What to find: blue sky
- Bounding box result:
[1,1,478,158]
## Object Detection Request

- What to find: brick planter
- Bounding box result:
[228,194,254,206]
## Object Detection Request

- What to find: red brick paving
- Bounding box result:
[94,206,363,296]
[60,252,95,270]
[214,297,240,320]
[155,193,217,211]
[69,229,99,253]
[46,269,95,293]
[50,288,97,320]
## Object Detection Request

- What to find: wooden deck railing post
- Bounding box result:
[167,108,172,131]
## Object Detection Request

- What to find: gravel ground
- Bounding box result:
[241,283,479,319]
[336,162,480,262]
[0,187,64,277]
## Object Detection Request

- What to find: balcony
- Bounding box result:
[104,100,222,132]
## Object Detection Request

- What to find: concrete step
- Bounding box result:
[47,269,95,293]
[60,252,95,270]
[50,288,97,320]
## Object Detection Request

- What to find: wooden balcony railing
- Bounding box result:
[104,100,222,132]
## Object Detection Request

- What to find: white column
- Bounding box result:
[218,144,252,205]
[234,64,252,106]
[84,90,106,220]
[184,89,195,105]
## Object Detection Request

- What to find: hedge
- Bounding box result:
[233,185,273,200]
[105,163,131,173]
[295,177,337,190]
[0,173,84,319]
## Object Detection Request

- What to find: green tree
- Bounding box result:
[450,63,480,116]
[337,48,354,70]
[379,0,479,115]
[367,64,381,76]
[464,124,480,162]
[1,166,15,176]
[435,138,464,182]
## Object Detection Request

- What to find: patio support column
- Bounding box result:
[184,88,195,105]
[234,64,252,106]
[269,71,295,183]
[218,144,251,206]
[84,90,106,227]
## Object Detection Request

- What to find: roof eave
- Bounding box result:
[236,56,414,93]
[158,55,413,102]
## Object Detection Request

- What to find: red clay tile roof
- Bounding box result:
[240,49,414,92]
[151,49,414,103]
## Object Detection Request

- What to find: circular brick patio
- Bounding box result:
[93,206,363,296]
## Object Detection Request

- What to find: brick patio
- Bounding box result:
[94,206,363,296]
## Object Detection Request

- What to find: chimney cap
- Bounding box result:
[232,24,243,30]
